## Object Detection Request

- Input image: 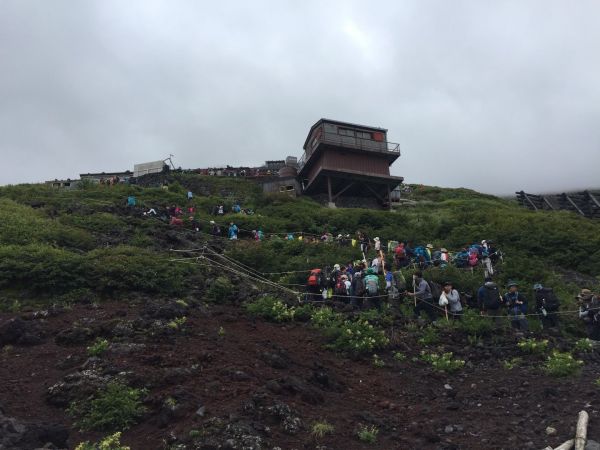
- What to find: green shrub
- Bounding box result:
[87,246,192,295]
[328,319,389,354]
[421,351,465,373]
[417,326,439,345]
[245,296,296,322]
[502,357,522,370]
[458,309,494,336]
[207,276,234,302]
[544,351,584,377]
[372,354,385,368]
[0,244,87,294]
[357,424,379,444]
[393,351,406,361]
[310,307,343,329]
[574,338,594,353]
[517,338,549,355]
[87,338,109,357]
[311,421,335,439]
[75,432,130,450]
[69,382,146,431]
[167,316,187,330]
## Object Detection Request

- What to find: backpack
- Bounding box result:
[395,245,406,258]
[334,277,347,296]
[481,284,501,310]
[354,276,366,296]
[468,249,479,267]
[307,269,322,287]
[536,288,560,312]
[427,281,442,302]
[366,278,379,296]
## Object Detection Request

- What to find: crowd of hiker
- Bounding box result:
[126,194,599,339]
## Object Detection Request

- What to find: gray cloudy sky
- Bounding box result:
[1,0,599,194]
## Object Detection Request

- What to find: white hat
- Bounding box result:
[210,220,215,224]
[481,240,487,245]
[374,237,380,241]
[334,264,341,270]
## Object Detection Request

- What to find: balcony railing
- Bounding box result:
[298,132,400,172]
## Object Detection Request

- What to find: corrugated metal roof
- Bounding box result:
[303,118,388,149]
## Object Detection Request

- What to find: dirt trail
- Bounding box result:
[0,300,599,450]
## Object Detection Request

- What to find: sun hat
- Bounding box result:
[577,289,593,300]
[426,243,433,249]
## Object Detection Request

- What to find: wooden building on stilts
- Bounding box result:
[297,119,403,209]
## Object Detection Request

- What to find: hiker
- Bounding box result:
[333,273,349,301]
[374,237,381,252]
[143,208,157,216]
[210,220,221,237]
[438,281,461,319]
[187,190,193,201]
[425,243,433,260]
[394,242,409,269]
[189,217,200,232]
[503,281,528,332]
[306,268,325,302]
[363,268,381,310]
[170,216,183,227]
[228,222,239,240]
[477,278,503,327]
[454,248,469,268]
[218,205,224,216]
[358,232,370,254]
[413,245,430,269]
[351,269,366,309]
[467,245,479,268]
[577,289,600,340]
[482,242,494,278]
[385,269,400,302]
[127,195,136,207]
[408,271,436,321]
[371,254,382,274]
[533,283,560,329]
[440,248,449,266]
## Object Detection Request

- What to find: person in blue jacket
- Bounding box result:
[503,281,528,331]
[228,222,239,240]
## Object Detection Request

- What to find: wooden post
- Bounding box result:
[387,184,391,210]
[555,440,574,450]
[327,176,333,204]
[575,410,589,450]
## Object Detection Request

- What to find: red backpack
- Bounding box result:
[468,249,479,267]
[395,245,406,258]
[307,269,322,287]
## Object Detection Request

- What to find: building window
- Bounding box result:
[338,128,355,137]
[356,131,372,140]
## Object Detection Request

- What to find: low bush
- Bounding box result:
[357,424,379,444]
[544,351,584,377]
[421,351,465,373]
[393,351,406,361]
[417,326,439,345]
[328,319,389,354]
[75,432,130,450]
[245,296,296,322]
[87,338,109,357]
[458,309,494,336]
[574,338,594,353]
[502,357,522,370]
[311,421,335,439]
[207,276,234,302]
[69,382,146,431]
[517,338,549,355]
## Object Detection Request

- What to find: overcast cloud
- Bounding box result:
[1,0,599,194]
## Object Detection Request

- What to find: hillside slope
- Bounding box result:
[0,176,599,449]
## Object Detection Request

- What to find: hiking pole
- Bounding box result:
[445,305,449,322]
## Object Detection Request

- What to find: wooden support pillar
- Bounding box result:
[387,184,391,210]
[327,176,332,203]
